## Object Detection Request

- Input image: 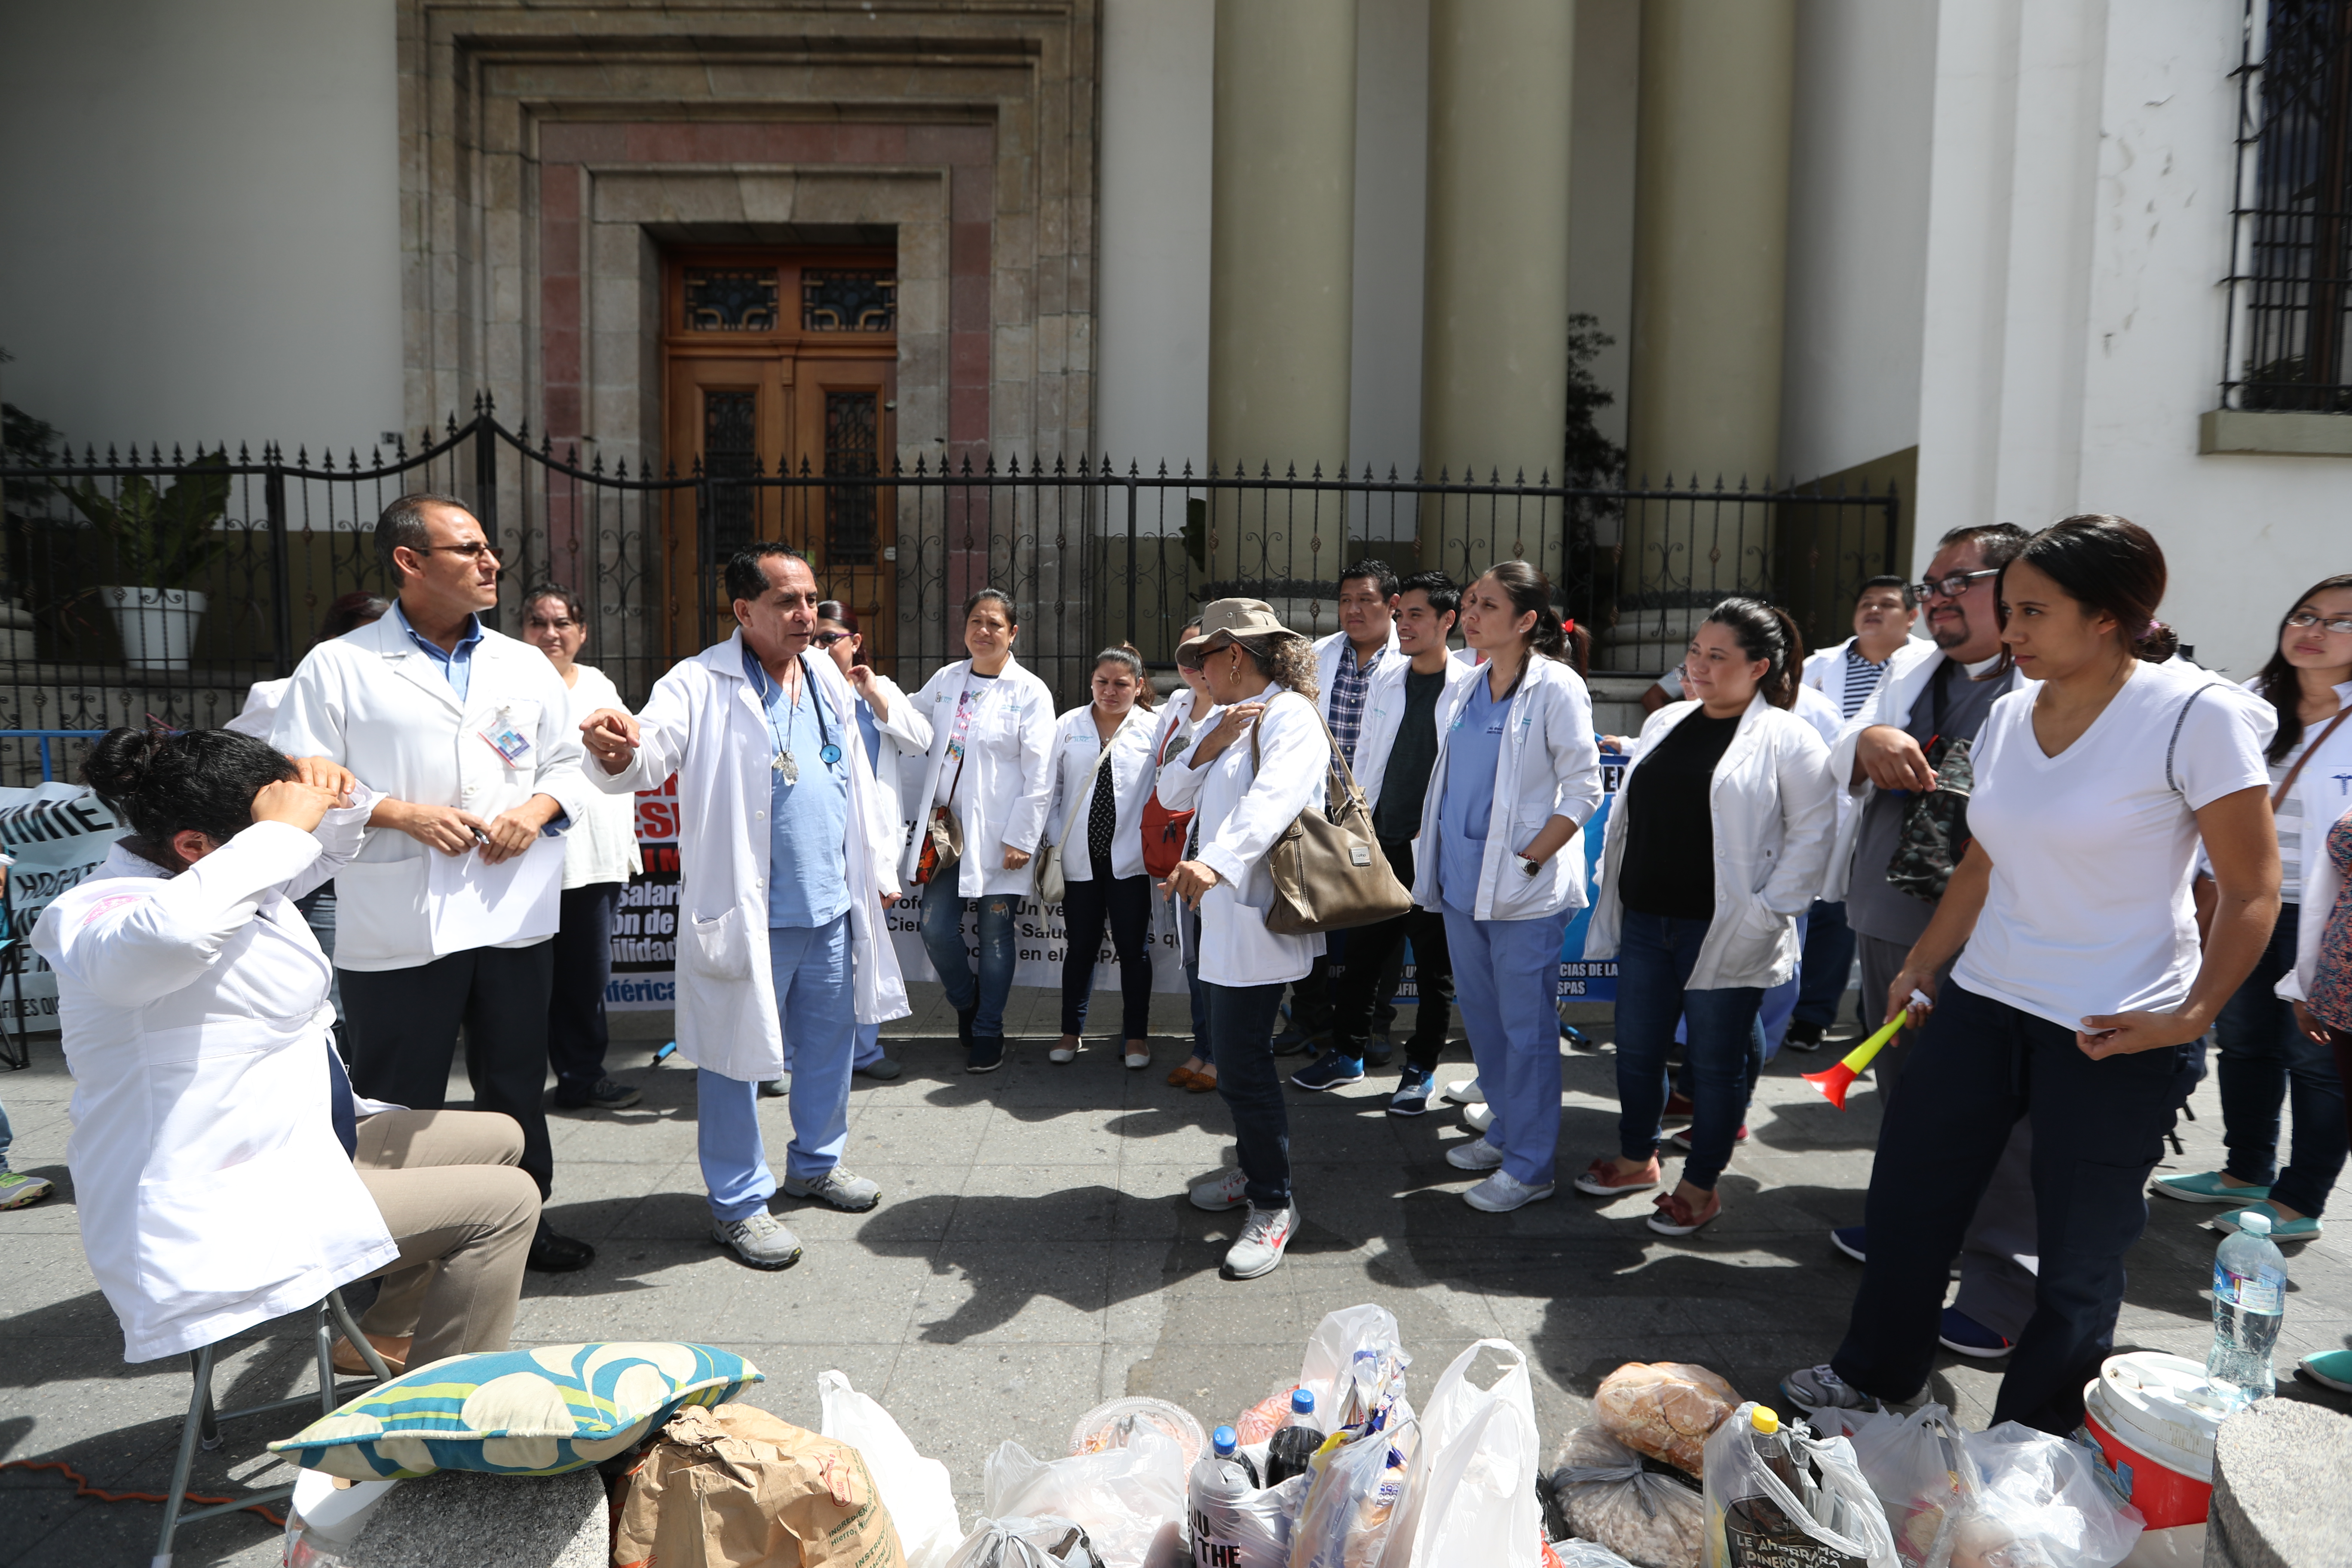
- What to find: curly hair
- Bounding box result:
[1230,631,1319,699]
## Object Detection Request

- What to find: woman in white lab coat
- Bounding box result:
[1143,626,1218,1090]
[1156,600,1329,1280]
[36,727,539,1367]
[1042,646,1161,1068]
[902,589,1057,1072]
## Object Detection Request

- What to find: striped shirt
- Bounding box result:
[1839,644,1890,718]
[2272,744,2307,903]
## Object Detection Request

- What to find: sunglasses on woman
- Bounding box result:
[810,630,853,646]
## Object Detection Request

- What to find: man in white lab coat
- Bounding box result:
[579,544,908,1271]
[272,493,596,1274]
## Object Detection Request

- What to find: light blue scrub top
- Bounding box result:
[744,647,851,929]
[1436,674,1513,914]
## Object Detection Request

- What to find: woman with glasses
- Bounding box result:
[2156,576,2352,1242]
[1042,646,1161,1069]
[1148,625,1219,1090]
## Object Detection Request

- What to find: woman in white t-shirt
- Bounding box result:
[1783,516,2279,1438]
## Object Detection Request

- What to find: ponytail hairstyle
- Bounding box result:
[1480,561,1585,671]
[82,726,298,867]
[1702,597,1804,710]
[2252,573,2352,763]
[1998,514,2176,666]
[1093,643,1158,709]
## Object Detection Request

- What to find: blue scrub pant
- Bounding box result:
[788,1022,884,1072]
[698,914,858,1221]
[1443,902,1571,1188]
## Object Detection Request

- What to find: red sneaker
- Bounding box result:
[1573,1156,1661,1197]
[1648,1188,1723,1235]
[1662,1092,1696,1124]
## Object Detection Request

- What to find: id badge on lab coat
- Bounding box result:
[481,718,532,767]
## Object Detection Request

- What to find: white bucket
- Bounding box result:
[103,585,207,671]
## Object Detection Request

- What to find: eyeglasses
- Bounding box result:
[524,617,577,632]
[810,630,853,646]
[410,541,504,564]
[2285,610,2352,635]
[1911,567,1999,600]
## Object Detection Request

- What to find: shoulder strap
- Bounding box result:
[1056,710,1133,845]
[2272,703,2352,808]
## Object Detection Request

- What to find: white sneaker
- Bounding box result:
[1463,1102,1495,1133]
[1049,1039,1081,1064]
[1464,1171,1556,1213]
[712,1210,802,1270]
[1189,1167,1250,1212]
[1446,1137,1505,1172]
[1442,1076,1485,1106]
[1224,1201,1299,1279]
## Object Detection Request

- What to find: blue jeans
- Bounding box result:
[1186,959,1211,1063]
[1060,862,1155,1039]
[1757,913,1809,1062]
[918,851,1018,1038]
[0,1096,14,1172]
[1207,980,1292,1208]
[1614,909,1764,1190]
[2216,903,2347,1216]
[1444,902,1571,1186]
[1793,898,1854,1032]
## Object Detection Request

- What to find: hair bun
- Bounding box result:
[80,726,168,804]
[2132,618,2180,663]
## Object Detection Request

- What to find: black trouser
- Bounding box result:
[1829,980,2196,1434]
[341,942,559,1199]
[1331,839,1453,1069]
[1210,980,1293,1209]
[1059,856,1155,1039]
[548,882,621,1091]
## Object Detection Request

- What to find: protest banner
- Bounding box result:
[0,784,128,1024]
[606,774,680,1012]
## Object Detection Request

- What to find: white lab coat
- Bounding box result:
[34,804,398,1364]
[224,677,292,740]
[899,657,1057,897]
[560,664,643,889]
[1152,683,1330,987]
[1041,703,1158,882]
[1801,636,1907,719]
[856,674,935,857]
[269,610,590,970]
[1410,656,1607,923]
[1351,653,1481,816]
[1584,692,1838,989]
[1313,626,1400,726]
[587,634,909,1082]
[2268,677,2352,1005]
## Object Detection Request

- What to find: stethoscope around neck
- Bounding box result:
[757,653,842,769]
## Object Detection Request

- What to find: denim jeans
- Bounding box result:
[1792,898,1856,1032]
[1613,909,1764,1190]
[2216,902,2348,1216]
[917,850,1019,1038]
[1207,980,1292,1208]
[0,1096,14,1171]
[1059,860,1155,1039]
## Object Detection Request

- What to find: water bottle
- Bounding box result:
[1263,1388,1325,1487]
[2207,1211,2287,1406]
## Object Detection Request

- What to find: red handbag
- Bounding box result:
[1139,715,1197,879]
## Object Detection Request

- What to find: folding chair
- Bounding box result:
[151,1287,392,1568]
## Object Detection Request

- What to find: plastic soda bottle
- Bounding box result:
[2207,1210,2287,1406]
[1263,1388,1324,1487]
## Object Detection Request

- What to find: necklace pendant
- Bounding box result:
[776,750,799,783]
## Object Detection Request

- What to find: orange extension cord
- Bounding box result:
[0,1457,287,1529]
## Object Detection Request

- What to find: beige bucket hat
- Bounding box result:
[1176,597,1306,662]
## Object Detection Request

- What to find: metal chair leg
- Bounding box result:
[152,1342,217,1568]
[324,1287,393,1385]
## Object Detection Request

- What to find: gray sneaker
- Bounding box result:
[712,1210,802,1269]
[1780,1363,1874,1414]
[1224,1201,1300,1280]
[783,1165,881,1212]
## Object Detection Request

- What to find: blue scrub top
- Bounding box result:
[745,648,851,928]
[856,698,883,770]
[1436,674,1513,913]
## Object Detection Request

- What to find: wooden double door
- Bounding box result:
[662,246,897,659]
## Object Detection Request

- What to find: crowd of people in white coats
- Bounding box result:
[9,490,2352,1467]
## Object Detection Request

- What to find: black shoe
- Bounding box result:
[1270,1028,1326,1059]
[554,1076,642,1111]
[1365,1032,1394,1066]
[855,1057,904,1081]
[956,1007,977,1049]
[759,1075,790,1098]
[1783,1020,1825,1053]
[966,1035,1006,1074]
[527,1221,595,1273]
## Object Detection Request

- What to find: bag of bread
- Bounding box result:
[1595,1363,1740,1477]
[612,1403,906,1568]
[1547,1426,1705,1568]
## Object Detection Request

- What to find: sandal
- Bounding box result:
[1647,1188,1722,1236]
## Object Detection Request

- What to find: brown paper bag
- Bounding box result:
[612,1403,908,1568]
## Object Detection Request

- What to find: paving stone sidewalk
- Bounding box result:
[1,989,2345,1565]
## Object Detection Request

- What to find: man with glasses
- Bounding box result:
[274,492,598,1275]
[1813,521,2035,1364]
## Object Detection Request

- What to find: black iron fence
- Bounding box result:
[0,402,1896,784]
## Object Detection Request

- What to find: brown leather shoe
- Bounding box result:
[333,1333,411,1378]
[1166,1061,1207,1090]
[1185,1066,1219,1094]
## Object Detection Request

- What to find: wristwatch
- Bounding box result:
[1518,854,1544,878]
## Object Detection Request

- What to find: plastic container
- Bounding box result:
[1068,1394,1207,1470]
[2206,1212,2287,1406]
[2078,1352,2230,1530]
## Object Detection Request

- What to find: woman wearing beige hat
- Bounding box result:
[1155,599,1330,1278]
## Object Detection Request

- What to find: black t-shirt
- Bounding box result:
[1374,667,1448,842]
[1618,711,1742,920]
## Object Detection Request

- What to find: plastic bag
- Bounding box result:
[821,1369,965,1568]
[945,1515,1103,1568]
[1190,1444,1308,1568]
[1702,1401,1896,1568]
[1548,1426,1706,1568]
[1596,1363,1741,1477]
[985,1430,1186,1568]
[1392,1339,1541,1568]
[1286,1418,1418,1568]
[1235,1306,1408,1447]
[1966,1424,2140,1568]
[1072,1397,1207,1470]
[1552,1541,1643,1568]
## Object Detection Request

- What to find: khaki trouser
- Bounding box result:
[352,1109,540,1366]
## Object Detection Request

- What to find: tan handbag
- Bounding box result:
[1250,704,1414,936]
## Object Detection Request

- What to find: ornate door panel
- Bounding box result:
[661,249,896,660]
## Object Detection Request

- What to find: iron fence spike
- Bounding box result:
[239,443,251,463]
[482,390,495,414]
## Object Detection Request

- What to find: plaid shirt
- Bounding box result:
[1327,641,1384,764]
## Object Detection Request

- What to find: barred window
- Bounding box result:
[2223,0,2352,412]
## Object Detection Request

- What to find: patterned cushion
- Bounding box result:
[269,1341,761,1480]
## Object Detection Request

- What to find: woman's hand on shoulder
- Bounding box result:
[252,780,341,835]
[1192,702,1266,767]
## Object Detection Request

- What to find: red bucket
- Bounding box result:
[2077,1353,2226,1531]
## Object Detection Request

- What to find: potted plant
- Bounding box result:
[58,450,231,673]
